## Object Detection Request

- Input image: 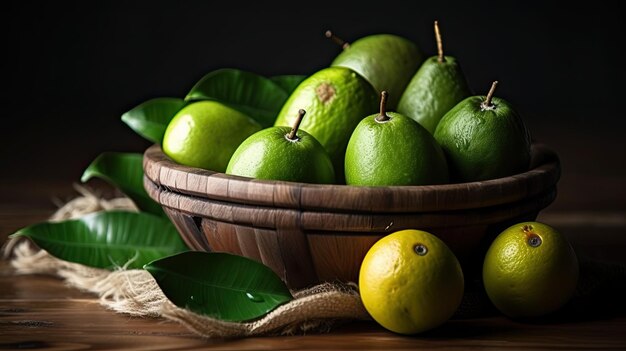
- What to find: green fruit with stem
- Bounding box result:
[162,101,262,172]
[327,31,423,109]
[274,67,378,181]
[227,109,335,184]
[434,81,532,182]
[398,21,472,134]
[345,91,449,186]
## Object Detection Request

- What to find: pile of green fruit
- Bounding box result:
[128,22,532,186]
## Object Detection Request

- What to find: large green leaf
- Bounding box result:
[121,97,185,144]
[270,75,306,94]
[144,251,293,322]
[12,211,188,270]
[185,68,288,128]
[81,152,164,217]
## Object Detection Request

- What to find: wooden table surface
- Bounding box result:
[1,171,626,350]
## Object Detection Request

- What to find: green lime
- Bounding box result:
[397,21,471,134]
[433,82,532,182]
[330,33,423,109]
[227,109,335,184]
[162,101,262,172]
[345,92,449,186]
[274,67,378,180]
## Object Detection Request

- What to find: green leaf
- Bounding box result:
[121,97,185,143]
[12,211,188,270]
[81,152,164,217]
[270,75,306,94]
[144,251,293,322]
[185,68,289,128]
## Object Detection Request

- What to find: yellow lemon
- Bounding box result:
[359,229,464,334]
[483,222,579,318]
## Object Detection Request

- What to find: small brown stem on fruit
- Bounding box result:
[325,30,350,50]
[481,81,499,109]
[287,109,306,141]
[434,20,445,63]
[375,91,390,122]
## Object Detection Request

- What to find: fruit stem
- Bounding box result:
[434,20,445,63]
[325,30,350,50]
[481,81,499,109]
[375,91,390,122]
[287,109,306,141]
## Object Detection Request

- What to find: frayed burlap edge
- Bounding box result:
[3,185,370,338]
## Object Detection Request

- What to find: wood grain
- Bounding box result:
[2,261,626,350]
[143,144,559,288]
[163,207,209,251]
[1,178,625,349]
[143,143,560,212]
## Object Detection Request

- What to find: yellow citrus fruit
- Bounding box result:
[482,222,579,318]
[359,229,464,334]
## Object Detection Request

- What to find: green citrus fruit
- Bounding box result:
[273,67,378,180]
[162,101,262,172]
[226,110,335,184]
[483,221,579,318]
[397,55,472,135]
[359,229,464,334]
[331,34,423,108]
[345,92,449,186]
[433,83,532,182]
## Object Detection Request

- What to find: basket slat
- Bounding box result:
[143,144,560,289]
[143,144,560,213]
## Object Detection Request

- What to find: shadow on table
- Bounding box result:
[456,258,626,325]
[531,259,626,324]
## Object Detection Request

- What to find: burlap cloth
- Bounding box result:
[3,186,625,338]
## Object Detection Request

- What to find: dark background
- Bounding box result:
[2,1,625,211]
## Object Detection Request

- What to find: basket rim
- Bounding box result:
[143,143,560,213]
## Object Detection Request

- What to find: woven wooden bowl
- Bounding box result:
[143,144,560,289]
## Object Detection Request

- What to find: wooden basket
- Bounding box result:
[143,144,560,289]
